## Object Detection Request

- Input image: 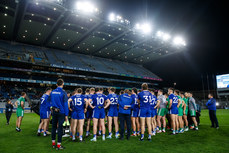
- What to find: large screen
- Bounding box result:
[216,74,229,89]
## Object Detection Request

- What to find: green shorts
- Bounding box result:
[178,108,183,116]
[185,109,188,115]
[189,109,196,117]
[16,109,24,117]
[158,108,167,116]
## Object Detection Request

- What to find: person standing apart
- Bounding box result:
[5,99,14,125]
[118,89,133,140]
[51,79,69,150]
[15,92,26,132]
[206,93,219,129]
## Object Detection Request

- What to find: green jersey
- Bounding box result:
[183,97,188,110]
[17,97,25,110]
[177,96,183,109]
[166,97,170,109]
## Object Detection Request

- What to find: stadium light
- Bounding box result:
[75,1,98,13]
[156,31,171,41]
[108,13,130,25]
[173,36,186,46]
[109,13,115,21]
[135,23,152,34]
[162,33,171,41]
[156,31,163,37]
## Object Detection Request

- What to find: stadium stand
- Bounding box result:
[0,40,161,80]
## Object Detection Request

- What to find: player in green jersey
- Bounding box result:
[15,92,26,132]
[183,92,189,131]
[178,92,186,133]
[165,93,171,129]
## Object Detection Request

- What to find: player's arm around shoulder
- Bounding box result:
[104,99,111,109]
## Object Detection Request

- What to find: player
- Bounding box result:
[37,87,52,136]
[85,88,95,137]
[150,89,158,136]
[106,87,119,139]
[183,92,189,131]
[15,92,26,132]
[175,90,184,133]
[157,89,167,133]
[68,88,88,141]
[131,87,140,136]
[188,92,198,130]
[165,93,171,129]
[89,87,111,141]
[138,83,152,141]
[168,88,179,135]
[69,90,75,138]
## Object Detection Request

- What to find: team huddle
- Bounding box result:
[15,79,199,150]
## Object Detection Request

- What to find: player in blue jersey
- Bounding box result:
[68,88,88,141]
[85,88,95,137]
[131,87,140,136]
[37,87,52,136]
[168,88,180,135]
[138,83,152,141]
[106,87,119,139]
[88,87,111,141]
[150,89,159,136]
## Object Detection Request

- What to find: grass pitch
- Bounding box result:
[0,109,229,153]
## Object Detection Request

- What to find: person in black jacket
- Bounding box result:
[5,99,14,125]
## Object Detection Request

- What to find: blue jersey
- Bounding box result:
[40,94,50,112]
[118,93,133,114]
[138,91,152,109]
[50,87,69,116]
[85,94,94,109]
[169,93,178,109]
[107,93,118,109]
[131,94,139,110]
[90,93,107,108]
[70,94,86,112]
[150,95,157,110]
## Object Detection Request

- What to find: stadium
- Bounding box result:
[0,0,229,153]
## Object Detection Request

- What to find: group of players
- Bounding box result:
[33,82,199,142]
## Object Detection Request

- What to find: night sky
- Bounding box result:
[92,0,229,91]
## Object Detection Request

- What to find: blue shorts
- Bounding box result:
[108,108,118,117]
[139,108,151,118]
[170,107,178,115]
[131,108,139,117]
[71,111,85,120]
[86,109,93,119]
[93,108,105,119]
[151,109,157,117]
[40,110,51,119]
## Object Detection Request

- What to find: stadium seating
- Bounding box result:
[0,40,160,79]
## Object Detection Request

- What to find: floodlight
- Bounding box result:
[156,31,163,37]
[142,23,151,33]
[135,23,152,34]
[162,33,171,41]
[109,13,115,21]
[173,36,186,46]
[75,1,97,13]
[135,23,140,29]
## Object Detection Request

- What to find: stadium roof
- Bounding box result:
[0,0,187,64]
